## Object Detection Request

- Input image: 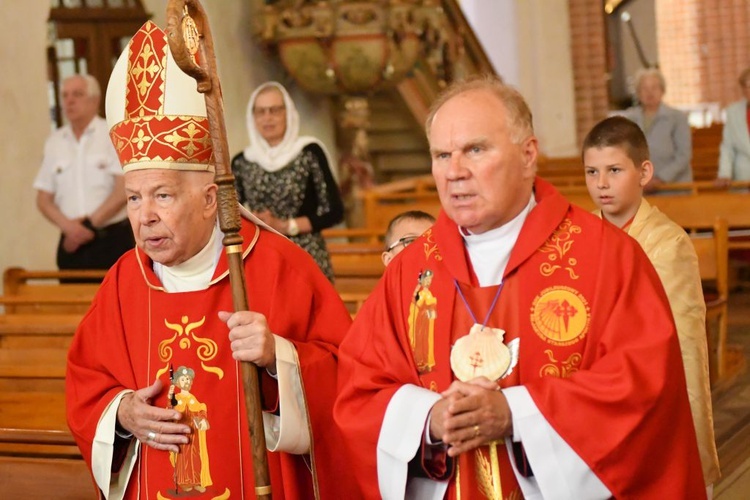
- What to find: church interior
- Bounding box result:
[1,0,749,497]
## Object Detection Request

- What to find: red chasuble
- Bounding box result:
[334,178,705,499]
[66,218,357,499]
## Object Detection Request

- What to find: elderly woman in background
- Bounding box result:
[623,68,692,191]
[716,67,750,187]
[232,82,344,282]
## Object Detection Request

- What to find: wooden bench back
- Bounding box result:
[689,218,730,385]
[1,267,103,314]
[362,191,442,232]
[690,218,730,295]
[329,243,384,301]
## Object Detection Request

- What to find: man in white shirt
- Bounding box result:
[34,74,132,273]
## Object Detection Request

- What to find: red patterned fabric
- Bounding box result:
[107,21,213,171]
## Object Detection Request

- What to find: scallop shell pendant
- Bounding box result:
[450,323,511,382]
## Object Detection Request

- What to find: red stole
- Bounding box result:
[414,277,522,499]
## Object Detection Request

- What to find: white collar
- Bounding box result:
[154,222,223,292]
[462,194,537,286]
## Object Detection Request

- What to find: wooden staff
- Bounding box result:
[164,2,272,498]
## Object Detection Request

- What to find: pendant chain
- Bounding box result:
[453,279,504,330]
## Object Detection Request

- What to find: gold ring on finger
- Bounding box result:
[473,425,480,438]
[147,431,157,441]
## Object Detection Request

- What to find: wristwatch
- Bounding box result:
[287,218,300,236]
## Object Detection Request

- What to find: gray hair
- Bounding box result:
[64,74,101,100]
[425,74,533,145]
[633,68,666,94]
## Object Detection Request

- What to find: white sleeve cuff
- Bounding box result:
[92,390,140,500]
[262,334,310,454]
[502,386,611,500]
[377,384,447,500]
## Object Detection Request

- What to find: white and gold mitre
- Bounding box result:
[105,20,214,173]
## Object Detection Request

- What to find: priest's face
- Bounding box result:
[429,89,537,234]
[125,169,218,267]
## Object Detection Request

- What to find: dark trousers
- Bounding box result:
[57,218,134,281]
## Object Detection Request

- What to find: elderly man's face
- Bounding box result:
[125,169,217,267]
[429,89,536,234]
[61,76,98,126]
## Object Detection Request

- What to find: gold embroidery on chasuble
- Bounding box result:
[539,349,582,378]
[422,228,443,262]
[530,286,590,347]
[152,315,232,499]
[167,366,214,494]
[156,315,223,380]
[408,269,437,373]
[538,218,581,279]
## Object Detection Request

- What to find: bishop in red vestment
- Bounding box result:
[66,21,357,500]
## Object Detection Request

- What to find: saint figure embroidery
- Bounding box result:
[168,366,213,493]
[408,269,437,373]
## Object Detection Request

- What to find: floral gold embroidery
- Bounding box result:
[423,228,443,261]
[160,315,224,380]
[539,349,582,378]
[539,218,581,279]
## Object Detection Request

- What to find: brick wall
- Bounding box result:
[569,0,750,139]
[568,0,610,146]
[656,0,750,107]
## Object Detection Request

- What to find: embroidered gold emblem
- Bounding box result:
[539,218,581,279]
[422,228,443,261]
[408,269,436,373]
[156,315,224,380]
[539,349,582,378]
[530,287,589,346]
[476,442,503,500]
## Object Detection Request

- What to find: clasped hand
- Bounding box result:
[429,377,513,457]
[62,218,95,253]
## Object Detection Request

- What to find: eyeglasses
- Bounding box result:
[386,236,417,252]
[252,105,286,117]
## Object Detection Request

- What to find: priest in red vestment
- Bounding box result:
[65,21,356,500]
[334,76,706,499]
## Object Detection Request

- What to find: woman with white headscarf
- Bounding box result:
[231,82,343,282]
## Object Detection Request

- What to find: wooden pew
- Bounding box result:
[362,191,442,232]
[0,347,67,393]
[1,267,103,314]
[339,292,371,317]
[0,456,94,499]
[689,218,746,391]
[0,390,94,498]
[329,242,384,299]
[0,314,81,349]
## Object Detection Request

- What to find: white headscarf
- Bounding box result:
[242,81,335,173]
